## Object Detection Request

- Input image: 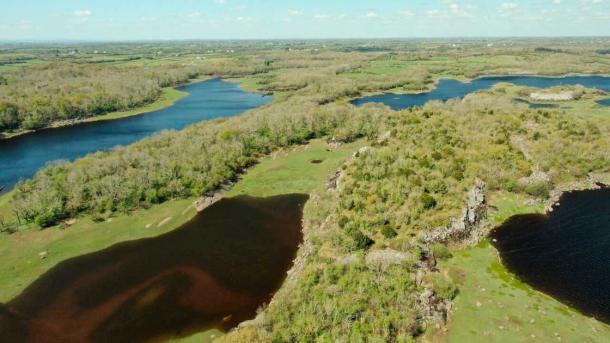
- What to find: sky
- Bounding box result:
[0,0,609,41]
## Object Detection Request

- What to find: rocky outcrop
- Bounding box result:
[530,91,574,101]
[417,287,453,326]
[327,146,373,192]
[352,146,372,158]
[518,170,550,188]
[326,170,343,191]
[365,249,411,270]
[195,193,223,212]
[423,180,487,244]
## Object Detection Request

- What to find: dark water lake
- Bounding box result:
[0,194,308,342]
[352,75,610,110]
[0,79,270,194]
[491,187,610,324]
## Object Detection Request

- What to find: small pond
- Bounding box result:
[0,194,308,342]
[490,186,610,324]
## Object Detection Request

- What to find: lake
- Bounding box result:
[352,75,610,110]
[597,98,610,107]
[0,79,270,194]
[490,187,610,324]
[0,194,308,342]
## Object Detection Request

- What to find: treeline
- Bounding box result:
[0,58,273,133]
[0,63,190,132]
[12,99,385,227]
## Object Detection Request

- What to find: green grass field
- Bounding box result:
[431,192,610,343]
[0,196,198,302]
[229,139,366,197]
[440,241,610,343]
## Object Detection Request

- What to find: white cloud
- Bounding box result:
[365,12,379,18]
[214,0,226,4]
[427,9,448,18]
[553,0,562,4]
[401,10,415,17]
[187,12,201,18]
[314,14,330,20]
[74,10,92,17]
[288,10,302,16]
[501,2,519,10]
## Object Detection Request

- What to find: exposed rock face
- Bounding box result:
[326,170,343,191]
[195,193,223,212]
[530,91,574,101]
[518,170,550,188]
[352,146,372,158]
[417,288,453,325]
[328,146,373,192]
[327,137,343,150]
[365,249,411,269]
[376,131,392,145]
[336,254,359,266]
[423,180,487,244]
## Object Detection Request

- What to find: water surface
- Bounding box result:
[352,75,610,110]
[597,98,610,107]
[0,79,270,193]
[0,194,308,342]
[491,187,610,323]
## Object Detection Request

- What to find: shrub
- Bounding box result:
[381,225,398,239]
[421,194,437,210]
[524,181,551,198]
[431,243,452,260]
[430,273,458,301]
[351,230,375,250]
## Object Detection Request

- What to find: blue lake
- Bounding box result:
[597,98,610,107]
[352,75,610,110]
[0,79,270,193]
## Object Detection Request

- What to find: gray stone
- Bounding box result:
[365,249,411,269]
[423,180,487,244]
[195,193,223,212]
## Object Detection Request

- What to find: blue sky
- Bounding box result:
[1,0,609,40]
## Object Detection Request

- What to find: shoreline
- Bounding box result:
[351,72,610,100]
[0,79,208,141]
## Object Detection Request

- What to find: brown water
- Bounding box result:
[0,194,308,343]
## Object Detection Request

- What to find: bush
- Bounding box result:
[431,243,452,260]
[381,225,398,239]
[524,181,551,198]
[505,179,517,192]
[421,194,437,210]
[351,230,375,250]
[430,273,458,301]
